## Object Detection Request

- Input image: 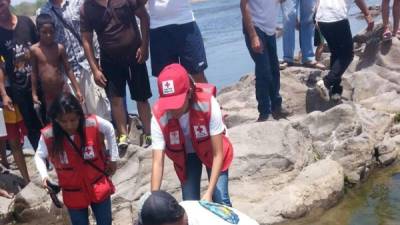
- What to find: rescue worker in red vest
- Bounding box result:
[34,93,119,225]
[151,63,234,206]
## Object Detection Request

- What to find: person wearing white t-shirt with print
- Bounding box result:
[146,0,208,83]
[150,64,234,206]
[315,0,374,101]
[138,191,260,225]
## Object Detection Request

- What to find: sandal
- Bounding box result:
[303,60,326,70]
[382,30,392,42]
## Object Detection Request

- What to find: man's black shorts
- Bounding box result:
[101,60,152,101]
[150,21,208,77]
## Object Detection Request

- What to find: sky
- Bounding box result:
[12,0,36,6]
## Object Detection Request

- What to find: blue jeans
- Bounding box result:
[68,197,112,225]
[244,27,282,116]
[181,153,232,206]
[281,0,316,63]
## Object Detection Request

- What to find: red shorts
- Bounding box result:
[0,106,27,141]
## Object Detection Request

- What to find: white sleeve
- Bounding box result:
[209,96,225,136]
[96,116,119,161]
[34,135,49,180]
[151,116,166,151]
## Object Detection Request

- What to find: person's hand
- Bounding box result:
[1,94,14,111]
[251,35,263,54]
[136,44,149,64]
[201,191,213,203]
[105,161,117,176]
[32,95,41,105]
[365,14,374,32]
[93,69,107,88]
[75,91,84,105]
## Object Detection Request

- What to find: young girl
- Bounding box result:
[382,0,400,41]
[34,93,118,225]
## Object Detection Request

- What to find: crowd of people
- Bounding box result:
[0,0,396,224]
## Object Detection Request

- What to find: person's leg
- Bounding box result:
[281,0,298,63]
[206,169,231,206]
[393,0,400,34]
[181,153,203,200]
[177,22,208,83]
[0,140,9,169]
[265,34,283,113]
[318,20,354,94]
[8,138,29,183]
[382,0,392,37]
[12,90,42,150]
[68,207,89,225]
[150,25,179,77]
[299,0,316,63]
[244,27,272,120]
[91,197,112,225]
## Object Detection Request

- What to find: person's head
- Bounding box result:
[36,14,55,45]
[48,93,85,156]
[139,191,187,225]
[156,64,193,119]
[0,0,11,22]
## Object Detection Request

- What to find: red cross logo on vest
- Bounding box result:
[83,145,95,160]
[162,80,175,95]
[169,130,180,145]
[194,125,208,139]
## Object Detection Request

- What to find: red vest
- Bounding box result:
[153,84,234,183]
[42,115,114,209]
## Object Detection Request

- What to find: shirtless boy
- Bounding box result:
[31,14,82,111]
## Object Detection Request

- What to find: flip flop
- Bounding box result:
[303,60,326,70]
[382,30,392,41]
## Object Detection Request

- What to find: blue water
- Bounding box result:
[127,0,381,112]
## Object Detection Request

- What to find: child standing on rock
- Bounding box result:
[381,0,400,41]
[31,14,83,112]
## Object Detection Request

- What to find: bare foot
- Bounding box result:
[0,188,14,199]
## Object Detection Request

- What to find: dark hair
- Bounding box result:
[36,13,55,31]
[140,191,185,225]
[48,93,85,157]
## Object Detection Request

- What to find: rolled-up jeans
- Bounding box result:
[181,153,232,206]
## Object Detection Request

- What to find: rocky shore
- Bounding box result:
[1,24,400,225]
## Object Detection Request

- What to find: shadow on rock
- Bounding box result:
[305,88,342,113]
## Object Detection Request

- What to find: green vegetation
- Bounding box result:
[11,0,46,17]
[394,112,400,124]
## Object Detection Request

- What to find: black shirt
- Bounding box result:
[0,16,38,91]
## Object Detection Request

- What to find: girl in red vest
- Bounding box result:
[34,93,118,225]
[151,64,234,206]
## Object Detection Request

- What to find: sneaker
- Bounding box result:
[316,80,330,101]
[331,93,342,101]
[118,134,129,154]
[271,107,291,120]
[257,114,269,122]
[141,134,152,148]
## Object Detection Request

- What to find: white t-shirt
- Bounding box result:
[248,0,280,35]
[147,0,195,29]
[151,96,224,154]
[34,115,119,180]
[180,201,260,225]
[316,0,353,23]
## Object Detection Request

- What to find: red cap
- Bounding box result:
[156,64,190,111]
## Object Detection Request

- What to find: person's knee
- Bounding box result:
[110,97,124,107]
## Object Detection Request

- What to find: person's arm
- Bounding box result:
[30,47,41,105]
[355,0,374,31]
[240,0,263,53]
[80,6,107,88]
[96,115,119,175]
[61,45,83,103]
[135,1,150,64]
[150,116,167,191]
[34,136,50,188]
[0,64,14,111]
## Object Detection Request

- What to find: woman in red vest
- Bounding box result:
[34,93,118,225]
[151,64,234,206]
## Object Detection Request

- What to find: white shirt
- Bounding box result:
[34,115,119,180]
[248,0,280,35]
[180,201,260,225]
[151,96,224,154]
[147,0,195,29]
[316,0,353,22]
